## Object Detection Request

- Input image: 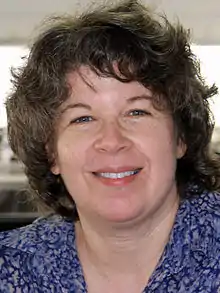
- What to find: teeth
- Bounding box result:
[98,170,139,179]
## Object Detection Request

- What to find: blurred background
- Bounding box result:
[0,0,220,231]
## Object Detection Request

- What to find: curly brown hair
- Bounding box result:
[6,0,220,220]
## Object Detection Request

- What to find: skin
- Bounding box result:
[52,66,186,292]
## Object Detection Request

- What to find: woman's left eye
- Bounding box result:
[127,109,151,117]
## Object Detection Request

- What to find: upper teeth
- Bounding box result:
[99,170,138,179]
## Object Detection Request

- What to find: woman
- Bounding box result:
[0,0,220,292]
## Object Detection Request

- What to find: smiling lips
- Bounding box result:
[93,168,142,186]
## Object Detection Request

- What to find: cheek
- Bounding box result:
[137,124,177,167]
[56,135,89,174]
[153,138,178,181]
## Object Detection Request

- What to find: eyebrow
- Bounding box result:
[126,94,153,103]
[61,102,92,114]
[61,94,153,114]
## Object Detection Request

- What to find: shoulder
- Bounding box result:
[0,214,75,254]
[160,191,220,291]
[0,215,83,292]
[183,190,220,253]
[189,190,220,224]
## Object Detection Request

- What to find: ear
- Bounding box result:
[176,138,187,159]
[46,144,60,175]
[51,163,60,175]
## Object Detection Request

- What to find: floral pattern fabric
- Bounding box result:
[0,191,220,292]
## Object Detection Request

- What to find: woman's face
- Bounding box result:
[52,67,186,224]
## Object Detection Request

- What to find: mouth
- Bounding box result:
[93,168,142,179]
[91,168,143,186]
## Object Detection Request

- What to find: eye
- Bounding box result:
[70,116,94,124]
[127,109,151,117]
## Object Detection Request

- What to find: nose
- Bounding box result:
[93,122,132,153]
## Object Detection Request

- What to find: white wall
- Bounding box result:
[192,46,220,128]
[0,46,28,128]
[1,0,220,44]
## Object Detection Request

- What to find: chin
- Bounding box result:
[98,205,143,224]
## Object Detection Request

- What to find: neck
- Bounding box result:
[75,196,179,282]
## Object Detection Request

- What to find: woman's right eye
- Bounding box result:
[70,116,94,124]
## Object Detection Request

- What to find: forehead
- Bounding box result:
[66,66,154,102]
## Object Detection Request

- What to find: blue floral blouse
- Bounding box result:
[0,191,220,292]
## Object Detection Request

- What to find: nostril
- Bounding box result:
[94,139,131,153]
